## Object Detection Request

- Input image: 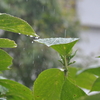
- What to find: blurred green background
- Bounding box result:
[0,0,79,88]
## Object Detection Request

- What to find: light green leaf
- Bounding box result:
[77,93,100,100]
[68,67,97,90]
[34,38,79,55]
[0,38,17,48]
[90,77,100,92]
[33,68,86,100]
[77,66,100,77]
[0,13,38,37]
[0,79,33,100]
[0,49,12,71]
[61,78,86,100]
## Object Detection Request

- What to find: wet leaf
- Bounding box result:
[34,38,79,55]
[0,13,38,37]
[0,49,12,71]
[33,68,86,100]
[0,79,33,100]
[0,38,17,48]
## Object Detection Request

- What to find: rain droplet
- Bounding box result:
[30,35,33,37]
[32,41,34,43]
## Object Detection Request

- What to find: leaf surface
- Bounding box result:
[33,68,86,100]
[0,13,38,37]
[34,38,79,55]
[90,77,100,92]
[0,49,12,71]
[68,67,97,90]
[77,66,100,77]
[0,38,17,48]
[77,93,100,100]
[0,79,33,100]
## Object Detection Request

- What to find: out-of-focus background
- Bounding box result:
[0,0,100,88]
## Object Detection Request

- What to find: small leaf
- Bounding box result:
[0,79,33,100]
[90,77,100,92]
[77,93,100,100]
[77,66,100,77]
[0,38,17,48]
[0,49,12,71]
[34,38,79,55]
[33,68,86,100]
[0,13,38,37]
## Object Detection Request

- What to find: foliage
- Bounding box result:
[0,0,79,87]
[0,13,100,100]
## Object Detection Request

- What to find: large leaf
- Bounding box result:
[77,93,100,100]
[90,77,100,92]
[34,38,79,55]
[0,38,17,48]
[77,66,100,77]
[0,79,33,100]
[68,67,97,90]
[0,13,38,37]
[0,49,12,71]
[33,68,86,100]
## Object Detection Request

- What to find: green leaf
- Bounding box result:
[0,49,12,71]
[33,68,86,100]
[34,38,79,55]
[0,13,38,37]
[68,67,97,90]
[90,77,100,92]
[77,66,100,77]
[0,38,17,48]
[61,78,86,100]
[0,79,33,100]
[77,93,100,100]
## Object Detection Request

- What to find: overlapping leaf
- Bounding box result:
[0,79,33,100]
[90,77,100,92]
[33,68,86,100]
[68,67,97,90]
[0,38,17,48]
[77,93,100,100]
[0,13,38,37]
[77,66,100,77]
[34,38,79,55]
[0,49,12,71]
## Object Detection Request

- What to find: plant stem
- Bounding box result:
[64,55,68,76]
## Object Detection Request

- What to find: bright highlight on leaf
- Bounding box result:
[0,38,17,48]
[0,13,39,37]
[34,38,79,55]
[0,49,12,71]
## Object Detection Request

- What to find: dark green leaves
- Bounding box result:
[33,68,86,100]
[0,79,33,100]
[0,38,17,48]
[0,49,12,71]
[34,38,79,55]
[0,13,38,37]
